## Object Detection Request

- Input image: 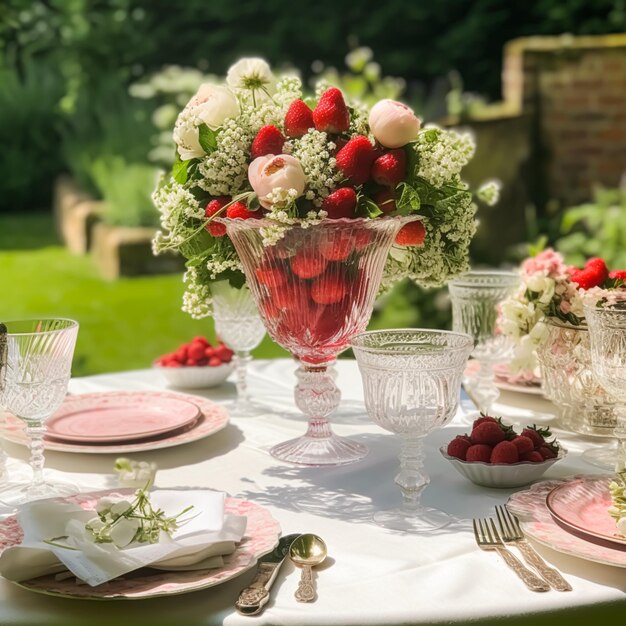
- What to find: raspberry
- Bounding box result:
[214,344,234,362]
[204,197,230,236]
[311,274,347,305]
[187,342,206,361]
[255,265,287,288]
[192,336,209,346]
[291,251,328,279]
[321,188,357,219]
[371,149,406,186]
[250,124,285,159]
[284,99,314,138]
[538,445,557,460]
[175,345,189,362]
[490,440,519,464]
[511,435,534,455]
[466,444,492,463]
[226,201,261,220]
[447,436,472,460]
[335,136,377,185]
[521,450,544,463]
[319,232,355,261]
[372,189,396,214]
[208,356,222,367]
[395,221,425,246]
[471,421,506,446]
[312,87,350,134]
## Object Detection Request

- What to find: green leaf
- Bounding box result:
[356,195,383,218]
[172,156,189,184]
[395,183,421,215]
[179,228,213,260]
[198,123,218,154]
[404,142,420,183]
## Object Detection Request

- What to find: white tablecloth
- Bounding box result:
[0,359,624,626]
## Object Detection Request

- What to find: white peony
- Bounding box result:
[226,57,276,95]
[248,154,306,209]
[526,274,555,305]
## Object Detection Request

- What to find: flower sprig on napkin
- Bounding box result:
[608,471,626,537]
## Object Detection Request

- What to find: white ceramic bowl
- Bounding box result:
[154,362,235,389]
[440,445,567,489]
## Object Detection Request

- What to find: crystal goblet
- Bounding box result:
[211,280,266,416]
[583,299,626,469]
[220,216,417,466]
[0,318,78,505]
[351,329,473,532]
[448,270,519,414]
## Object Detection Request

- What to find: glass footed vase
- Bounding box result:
[220,216,417,466]
[211,280,266,416]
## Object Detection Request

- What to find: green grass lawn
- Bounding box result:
[1,213,288,376]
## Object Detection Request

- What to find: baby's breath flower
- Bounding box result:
[477,180,501,206]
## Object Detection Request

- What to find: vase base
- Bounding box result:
[270,434,368,466]
[373,506,453,533]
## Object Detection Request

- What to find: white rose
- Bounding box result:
[248,154,306,209]
[226,57,276,95]
[368,99,421,148]
[526,274,555,304]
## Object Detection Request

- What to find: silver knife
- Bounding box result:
[235,533,301,615]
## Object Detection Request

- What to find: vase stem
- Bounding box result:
[26,422,46,492]
[396,436,427,511]
[234,350,252,406]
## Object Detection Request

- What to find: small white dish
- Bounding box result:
[439,445,567,489]
[155,362,234,389]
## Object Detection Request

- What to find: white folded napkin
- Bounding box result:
[0,489,246,587]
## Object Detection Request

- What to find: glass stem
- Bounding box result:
[234,350,251,405]
[475,359,499,414]
[615,407,626,470]
[27,423,46,490]
[294,362,341,438]
[396,436,427,512]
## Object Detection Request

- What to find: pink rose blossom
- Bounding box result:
[520,248,567,278]
[248,154,306,209]
[368,99,421,148]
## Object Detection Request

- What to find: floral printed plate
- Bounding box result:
[2,391,229,454]
[465,360,543,396]
[0,490,281,599]
[507,476,626,568]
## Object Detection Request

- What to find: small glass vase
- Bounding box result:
[537,319,619,467]
[211,280,266,416]
[220,216,417,466]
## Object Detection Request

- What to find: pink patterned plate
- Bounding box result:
[2,392,229,454]
[465,360,542,396]
[0,489,281,600]
[507,476,626,568]
[46,392,201,443]
[546,476,626,550]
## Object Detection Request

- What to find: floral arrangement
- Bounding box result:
[153,57,497,319]
[500,249,626,375]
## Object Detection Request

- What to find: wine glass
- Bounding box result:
[351,329,473,532]
[583,299,626,470]
[0,318,78,505]
[220,216,417,466]
[448,270,519,414]
[211,280,266,416]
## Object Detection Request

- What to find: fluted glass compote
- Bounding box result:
[0,319,78,505]
[220,216,416,466]
[211,280,266,416]
[351,329,473,532]
[448,270,519,414]
[584,299,626,469]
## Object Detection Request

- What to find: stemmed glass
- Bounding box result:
[211,280,266,416]
[583,299,626,469]
[351,329,473,532]
[448,270,519,414]
[0,318,78,505]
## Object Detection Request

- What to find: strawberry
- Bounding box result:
[447,435,472,460]
[472,414,498,429]
[471,421,506,446]
[538,445,558,460]
[490,440,519,464]
[319,232,355,261]
[466,444,492,463]
[250,125,285,159]
[226,201,262,219]
[395,221,426,246]
[335,136,377,185]
[521,450,544,463]
[372,188,396,214]
[520,425,556,449]
[511,435,534,456]
[284,99,314,138]
[311,274,347,305]
[569,257,609,290]
[371,149,406,186]
[609,270,626,280]
[187,342,206,361]
[255,265,287,288]
[204,197,230,236]
[321,188,357,219]
[312,87,350,134]
[214,343,234,362]
[291,251,328,279]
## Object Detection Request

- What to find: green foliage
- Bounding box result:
[555,187,626,269]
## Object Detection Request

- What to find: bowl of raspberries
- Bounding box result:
[440,414,566,488]
[154,337,235,389]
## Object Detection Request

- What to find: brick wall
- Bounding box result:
[503,34,626,207]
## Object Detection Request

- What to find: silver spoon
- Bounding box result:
[289,533,327,602]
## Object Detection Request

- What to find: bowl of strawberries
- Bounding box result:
[440,415,566,488]
[154,337,235,389]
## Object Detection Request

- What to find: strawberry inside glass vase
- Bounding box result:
[220,216,416,466]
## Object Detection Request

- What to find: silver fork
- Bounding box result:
[495,505,572,592]
[472,518,550,592]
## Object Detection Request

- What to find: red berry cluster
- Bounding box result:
[202,88,425,247]
[568,257,626,290]
[446,415,560,465]
[156,337,234,368]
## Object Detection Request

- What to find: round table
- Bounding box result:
[0,359,624,626]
